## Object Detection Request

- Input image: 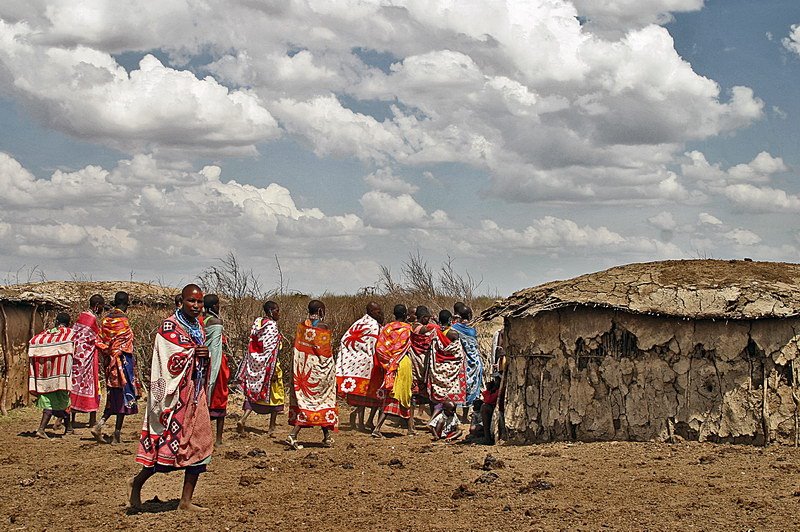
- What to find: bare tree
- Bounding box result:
[274,254,289,296]
[199,252,263,301]
[438,255,483,304]
[402,250,436,298]
[377,252,484,303]
[198,252,264,359]
[378,265,400,294]
[2,264,46,285]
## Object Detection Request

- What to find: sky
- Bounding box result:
[0,0,799,296]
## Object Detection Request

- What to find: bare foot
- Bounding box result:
[125,477,142,510]
[178,502,209,513]
[215,439,224,447]
[35,429,49,439]
[236,422,245,435]
[371,431,384,439]
[91,423,104,443]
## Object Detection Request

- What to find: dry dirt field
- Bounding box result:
[2,398,799,532]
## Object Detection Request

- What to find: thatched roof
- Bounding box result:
[0,281,177,310]
[481,259,800,321]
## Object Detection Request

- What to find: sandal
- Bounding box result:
[322,435,334,448]
[285,435,303,450]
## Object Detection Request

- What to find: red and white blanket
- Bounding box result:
[70,311,101,412]
[428,328,467,404]
[289,320,338,428]
[335,314,380,398]
[136,315,212,469]
[28,326,75,395]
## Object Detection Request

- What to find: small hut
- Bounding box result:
[0,281,175,414]
[481,259,800,445]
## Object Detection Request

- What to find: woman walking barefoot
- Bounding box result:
[237,301,284,437]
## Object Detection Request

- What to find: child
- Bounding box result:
[427,401,462,442]
[481,376,501,444]
[467,399,484,440]
[29,313,75,438]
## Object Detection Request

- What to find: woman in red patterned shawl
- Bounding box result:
[371,304,414,438]
[409,305,436,408]
[92,291,140,444]
[70,294,104,428]
[336,302,384,431]
[285,300,337,450]
[236,300,284,437]
[428,310,467,405]
[128,284,213,513]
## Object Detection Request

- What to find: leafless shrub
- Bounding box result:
[378,265,400,295]
[439,256,483,303]
[2,265,47,285]
[402,250,436,299]
[198,252,265,364]
[274,254,289,296]
[69,271,94,282]
[378,252,486,307]
[199,252,264,301]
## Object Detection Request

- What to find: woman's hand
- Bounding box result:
[195,345,210,358]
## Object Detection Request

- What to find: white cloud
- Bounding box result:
[697,212,723,225]
[359,190,447,228]
[648,211,677,231]
[0,152,372,277]
[782,23,800,56]
[726,151,787,182]
[723,184,800,213]
[470,217,626,250]
[724,228,761,247]
[681,150,787,187]
[271,95,405,162]
[0,1,791,294]
[0,23,280,155]
[0,1,765,202]
[572,0,704,34]
[363,168,419,194]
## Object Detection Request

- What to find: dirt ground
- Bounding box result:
[2,398,799,532]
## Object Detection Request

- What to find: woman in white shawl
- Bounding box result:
[236,301,284,436]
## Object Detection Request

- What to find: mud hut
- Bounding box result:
[0,281,175,413]
[481,259,800,445]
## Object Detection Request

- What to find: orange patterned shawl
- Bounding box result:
[289,319,338,428]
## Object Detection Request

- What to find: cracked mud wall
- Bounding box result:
[503,307,800,445]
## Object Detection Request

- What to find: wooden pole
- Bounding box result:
[0,304,13,416]
[792,358,799,448]
[761,358,770,447]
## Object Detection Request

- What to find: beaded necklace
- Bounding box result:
[176,309,204,345]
